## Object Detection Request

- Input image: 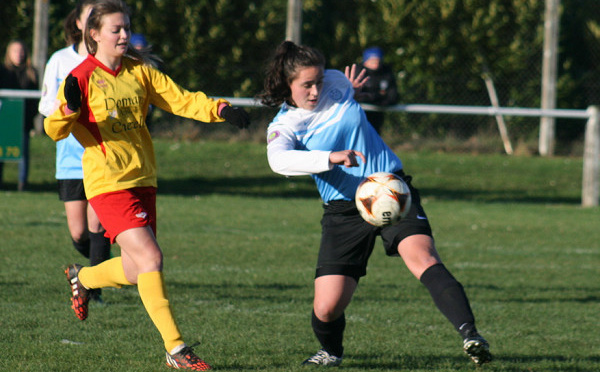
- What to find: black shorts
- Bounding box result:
[316,173,432,281]
[58,179,87,202]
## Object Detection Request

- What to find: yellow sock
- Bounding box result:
[137,271,184,352]
[78,257,133,289]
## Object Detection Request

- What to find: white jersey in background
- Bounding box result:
[38,45,86,180]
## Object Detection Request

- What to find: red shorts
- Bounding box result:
[89,187,157,243]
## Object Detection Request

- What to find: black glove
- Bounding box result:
[220,105,250,129]
[64,74,82,111]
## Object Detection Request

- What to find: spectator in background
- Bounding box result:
[355,46,398,134]
[0,62,7,190]
[38,0,111,303]
[130,33,148,51]
[0,40,39,191]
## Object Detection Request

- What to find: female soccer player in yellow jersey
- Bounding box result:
[44,0,249,370]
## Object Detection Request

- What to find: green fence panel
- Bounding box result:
[0,98,24,161]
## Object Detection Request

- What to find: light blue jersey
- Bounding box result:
[55,135,85,179]
[38,45,86,180]
[267,69,402,203]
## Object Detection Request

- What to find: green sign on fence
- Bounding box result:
[0,98,24,161]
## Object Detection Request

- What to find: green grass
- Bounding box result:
[1,136,598,371]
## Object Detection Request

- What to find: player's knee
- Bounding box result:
[137,250,163,272]
[314,303,343,322]
[71,232,88,243]
[87,224,105,234]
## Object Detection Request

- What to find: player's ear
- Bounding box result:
[90,28,100,43]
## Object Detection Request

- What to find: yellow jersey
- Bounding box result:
[45,55,228,199]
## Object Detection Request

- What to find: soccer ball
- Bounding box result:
[355,172,412,226]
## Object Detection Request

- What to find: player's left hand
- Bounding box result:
[220,105,250,129]
[64,74,82,112]
[345,64,369,90]
[330,149,366,168]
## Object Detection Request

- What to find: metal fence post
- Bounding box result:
[582,105,599,207]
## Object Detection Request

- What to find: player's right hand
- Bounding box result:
[329,150,366,168]
[64,74,82,111]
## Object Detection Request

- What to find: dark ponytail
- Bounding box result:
[64,0,100,46]
[258,41,325,107]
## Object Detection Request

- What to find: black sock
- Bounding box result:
[72,238,90,258]
[420,263,476,336]
[311,310,345,357]
[458,322,479,339]
[89,231,111,266]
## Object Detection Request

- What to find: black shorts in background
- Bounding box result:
[58,179,87,202]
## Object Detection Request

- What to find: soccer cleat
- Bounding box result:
[65,264,90,321]
[166,344,212,371]
[463,334,492,365]
[301,349,343,367]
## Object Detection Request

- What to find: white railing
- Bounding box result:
[0,89,42,99]
[1,89,598,207]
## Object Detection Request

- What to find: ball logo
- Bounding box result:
[381,211,393,225]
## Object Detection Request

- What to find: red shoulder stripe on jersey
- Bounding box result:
[71,56,107,156]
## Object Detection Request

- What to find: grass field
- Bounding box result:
[1,136,598,371]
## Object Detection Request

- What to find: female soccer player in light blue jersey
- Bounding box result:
[259,41,492,367]
[38,0,110,302]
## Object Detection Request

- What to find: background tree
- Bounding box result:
[1,0,598,153]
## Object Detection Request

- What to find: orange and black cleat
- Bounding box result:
[166,344,212,371]
[65,264,90,321]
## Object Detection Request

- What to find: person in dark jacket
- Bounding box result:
[0,40,39,191]
[355,46,398,134]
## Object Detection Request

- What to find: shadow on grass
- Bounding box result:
[419,186,581,205]
[9,176,581,205]
[155,176,581,205]
[463,283,600,303]
[0,181,55,193]
[362,282,600,304]
[343,353,600,371]
[491,293,600,304]
[157,176,319,198]
[167,280,309,302]
[213,280,600,306]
